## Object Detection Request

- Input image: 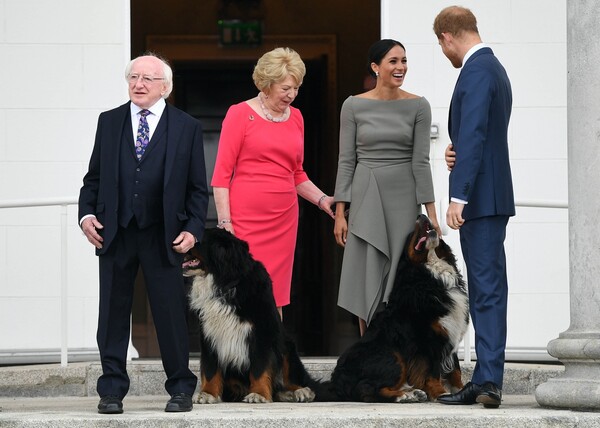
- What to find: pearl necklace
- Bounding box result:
[258,93,289,123]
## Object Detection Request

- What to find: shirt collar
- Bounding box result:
[130,98,166,117]
[462,42,487,67]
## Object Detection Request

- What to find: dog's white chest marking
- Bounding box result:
[189,274,252,371]
[426,252,469,350]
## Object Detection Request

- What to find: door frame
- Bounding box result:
[133,34,342,356]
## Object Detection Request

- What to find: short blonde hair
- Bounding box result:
[252,47,306,92]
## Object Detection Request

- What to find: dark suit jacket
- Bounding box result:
[78,101,208,265]
[448,47,515,220]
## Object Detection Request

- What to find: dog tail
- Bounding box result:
[310,380,344,402]
[282,336,318,386]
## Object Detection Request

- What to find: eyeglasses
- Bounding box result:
[127,74,165,85]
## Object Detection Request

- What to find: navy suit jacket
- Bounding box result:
[78,101,208,265]
[448,47,515,220]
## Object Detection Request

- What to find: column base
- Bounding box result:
[535,336,600,410]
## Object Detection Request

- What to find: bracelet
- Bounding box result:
[317,195,327,209]
[217,219,232,229]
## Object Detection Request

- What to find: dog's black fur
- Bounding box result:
[184,227,315,404]
[314,214,469,402]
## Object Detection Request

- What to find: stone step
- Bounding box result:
[3,394,600,428]
[3,361,597,428]
[0,358,563,398]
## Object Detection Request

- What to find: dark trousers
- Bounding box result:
[96,220,197,399]
[460,215,509,388]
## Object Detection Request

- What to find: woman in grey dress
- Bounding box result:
[333,39,441,336]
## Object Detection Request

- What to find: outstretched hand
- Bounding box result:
[319,195,335,219]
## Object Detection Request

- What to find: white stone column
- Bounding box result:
[535,0,600,410]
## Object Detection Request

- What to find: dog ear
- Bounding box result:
[226,237,253,278]
[207,229,253,281]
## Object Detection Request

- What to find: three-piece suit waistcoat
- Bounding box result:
[118,111,168,229]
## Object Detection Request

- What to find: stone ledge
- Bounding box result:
[0,359,564,398]
[2,395,600,428]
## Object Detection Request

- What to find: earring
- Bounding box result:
[375,71,379,77]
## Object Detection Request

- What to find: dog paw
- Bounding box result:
[243,393,271,403]
[195,392,221,404]
[276,387,315,403]
[395,389,428,403]
[294,387,315,403]
[413,389,428,402]
[275,386,315,403]
[277,386,315,403]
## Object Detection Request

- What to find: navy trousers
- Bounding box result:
[459,215,509,388]
[96,221,197,399]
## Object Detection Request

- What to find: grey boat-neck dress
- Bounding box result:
[333,95,435,324]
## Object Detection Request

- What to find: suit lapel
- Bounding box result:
[455,47,493,87]
[113,103,132,183]
[164,104,184,190]
[124,115,137,161]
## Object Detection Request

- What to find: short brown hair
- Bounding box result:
[433,6,479,39]
[252,47,306,92]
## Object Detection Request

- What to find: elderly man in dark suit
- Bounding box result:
[79,54,208,414]
[433,6,515,409]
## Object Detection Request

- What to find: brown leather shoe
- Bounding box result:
[437,382,481,405]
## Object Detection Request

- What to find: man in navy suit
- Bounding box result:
[433,6,515,409]
[79,54,208,413]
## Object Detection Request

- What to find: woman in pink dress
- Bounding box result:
[211,47,334,319]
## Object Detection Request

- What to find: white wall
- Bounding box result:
[381,0,568,360]
[0,0,130,363]
[0,0,568,363]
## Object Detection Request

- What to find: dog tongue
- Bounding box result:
[415,236,427,251]
[182,259,199,268]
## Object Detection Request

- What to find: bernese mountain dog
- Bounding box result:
[314,214,469,402]
[183,227,315,404]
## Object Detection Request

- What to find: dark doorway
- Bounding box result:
[129,0,381,356]
[131,55,348,357]
[170,57,332,356]
[131,35,358,358]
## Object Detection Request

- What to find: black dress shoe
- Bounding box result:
[98,396,123,414]
[437,382,481,405]
[476,382,502,408]
[165,393,193,412]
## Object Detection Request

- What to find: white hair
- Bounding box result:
[124,53,174,99]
